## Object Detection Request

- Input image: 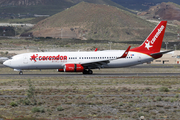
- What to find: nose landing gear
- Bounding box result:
[14,69,23,75]
[19,71,23,75]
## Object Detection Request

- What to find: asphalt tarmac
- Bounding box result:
[0,73,180,77]
[0,64,180,77]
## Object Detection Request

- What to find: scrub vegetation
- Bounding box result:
[1,65,180,119]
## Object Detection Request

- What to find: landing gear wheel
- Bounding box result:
[19,71,23,75]
[88,70,93,74]
[83,70,88,74]
[83,70,93,74]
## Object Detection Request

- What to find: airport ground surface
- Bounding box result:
[1,64,180,119]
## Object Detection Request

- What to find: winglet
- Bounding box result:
[95,48,98,52]
[118,46,131,59]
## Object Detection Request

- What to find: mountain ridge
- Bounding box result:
[1,0,180,16]
[32,2,157,41]
[0,0,75,6]
[138,2,180,21]
[0,0,128,15]
[112,0,180,11]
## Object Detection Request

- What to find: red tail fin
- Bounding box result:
[130,21,167,54]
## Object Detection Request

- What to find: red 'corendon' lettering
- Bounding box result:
[60,56,63,60]
[31,54,67,62]
[56,55,60,60]
[39,56,42,61]
[64,56,67,60]
[151,25,164,44]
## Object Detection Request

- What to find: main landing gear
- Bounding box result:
[83,69,93,74]
[19,71,23,75]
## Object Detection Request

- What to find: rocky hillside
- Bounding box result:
[112,0,180,11]
[138,2,180,21]
[0,0,76,6]
[32,2,159,41]
[0,0,46,6]
[0,0,127,15]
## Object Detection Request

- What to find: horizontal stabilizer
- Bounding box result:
[150,50,173,56]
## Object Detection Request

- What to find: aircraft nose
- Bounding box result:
[3,60,11,67]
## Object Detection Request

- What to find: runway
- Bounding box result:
[0,73,180,77]
[1,64,180,77]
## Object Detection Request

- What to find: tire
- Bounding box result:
[88,70,93,74]
[83,70,88,74]
[19,71,23,75]
[83,70,93,74]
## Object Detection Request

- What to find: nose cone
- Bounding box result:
[3,60,11,67]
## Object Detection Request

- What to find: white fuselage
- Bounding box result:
[4,50,154,70]
[3,21,168,74]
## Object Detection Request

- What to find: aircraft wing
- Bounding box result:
[79,46,131,69]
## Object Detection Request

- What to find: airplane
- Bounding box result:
[3,21,172,75]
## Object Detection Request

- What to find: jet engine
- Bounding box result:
[58,64,84,72]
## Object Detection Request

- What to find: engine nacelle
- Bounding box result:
[64,64,84,72]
